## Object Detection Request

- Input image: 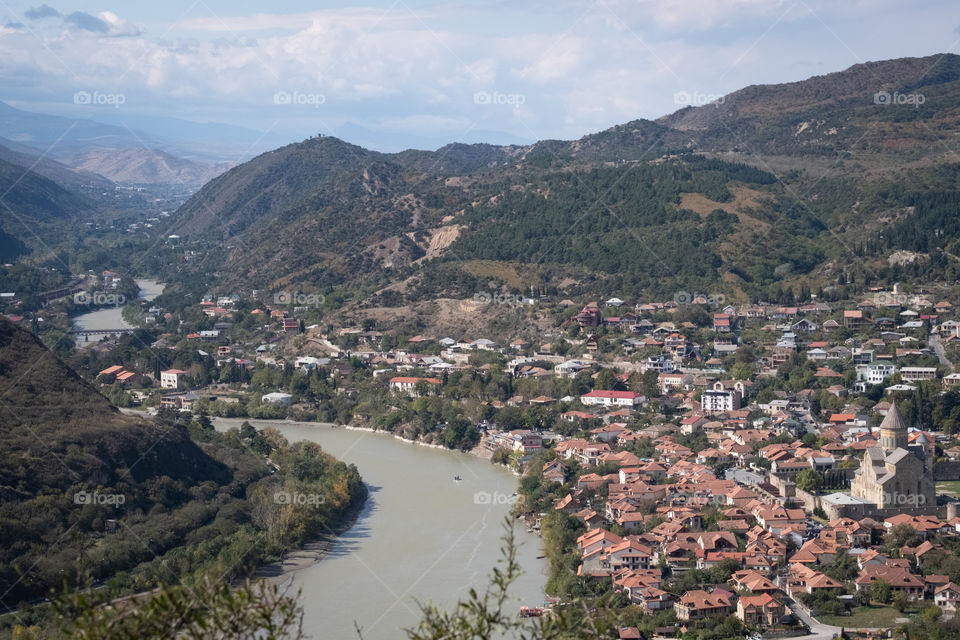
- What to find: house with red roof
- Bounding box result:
[388,376,442,397]
[935,582,960,614]
[675,589,732,621]
[580,390,643,408]
[855,564,925,601]
[736,593,786,627]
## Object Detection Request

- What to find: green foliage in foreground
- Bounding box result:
[43,522,632,639]
[52,577,304,640]
[42,520,960,639]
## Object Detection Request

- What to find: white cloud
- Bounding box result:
[97,11,142,37]
[0,1,955,150]
[596,0,792,32]
[175,8,420,33]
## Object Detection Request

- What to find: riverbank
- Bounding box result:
[343,422,492,454]
[341,422,518,474]
[114,411,371,586]
[210,417,546,640]
[127,409,511,472]
[255,485,368,584]
[182,418,510,583]
[72,278,165,344]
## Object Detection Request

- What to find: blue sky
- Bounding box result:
[2,0,960,152]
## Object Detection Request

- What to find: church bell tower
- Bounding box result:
[879,402,908,452]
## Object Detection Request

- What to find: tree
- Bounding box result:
[414,380,433,398]
[884,523,920,549]
[825,548,858,582]
[593,369,615,391]
[57,577,304,639]
[795,469,823,493]
[239,421,271,455]
[871,579,891,604]
[641,370,659,398]
[731,362,753,381]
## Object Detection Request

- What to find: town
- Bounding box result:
[8,276,960,639]
[5,7,960,637]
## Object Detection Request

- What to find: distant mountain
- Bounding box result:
[0,100,164,160]
[84,111,290,160]
[0,138,114,190]
[656,54,960,163]
[70,147,231,188]
[0,101,260,185]
[164,54,960,303]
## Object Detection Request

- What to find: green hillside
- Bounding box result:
[157,53,960,304]
[0,317,365,615]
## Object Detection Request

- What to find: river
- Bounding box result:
[212,417,547,640]
[72,278,165,341]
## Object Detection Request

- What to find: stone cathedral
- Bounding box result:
[850,403,936,510]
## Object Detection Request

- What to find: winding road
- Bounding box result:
[786,599,842,640]
[930,334,954,371]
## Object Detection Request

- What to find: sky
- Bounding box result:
[1,0,960,152]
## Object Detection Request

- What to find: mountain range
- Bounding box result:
[4,54,960,304]
[155,53,960,307]
[0,100,278,196]
[0,100,257,259]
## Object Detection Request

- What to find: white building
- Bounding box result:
[701,381,745,414]
[388,376,442,397]
[580,390,642,407]
[554,360,588,379]
[856,363,896,385]
[160,369,189,390]
[295,356,330,371]
[262,392,293,405]
[900,367,937,382]
[642,355,675,374]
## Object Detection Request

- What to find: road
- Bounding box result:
[786,599,842,640]
[930,334,954,371]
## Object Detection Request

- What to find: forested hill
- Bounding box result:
[0,317,365,610]
[0,155,91,262]
[0,316,234,602]
[160,53,960,303]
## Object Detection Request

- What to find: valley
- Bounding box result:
[3,19,960,640]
